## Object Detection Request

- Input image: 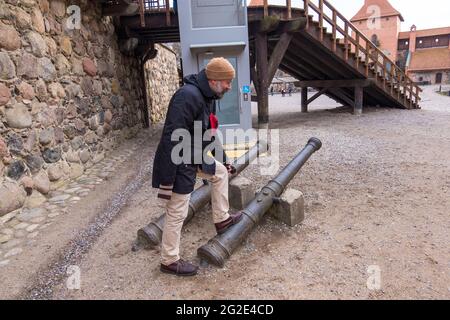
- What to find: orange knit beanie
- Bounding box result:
[205,57,236,80]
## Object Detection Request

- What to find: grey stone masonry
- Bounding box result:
[268,188,305,227]
[228,176,254,211]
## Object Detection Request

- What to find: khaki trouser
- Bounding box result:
[161,160,230,265]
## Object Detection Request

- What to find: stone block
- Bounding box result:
[228,176,254,210]
[268,188,305,227]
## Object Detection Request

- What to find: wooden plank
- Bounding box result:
[264,0,268,17]
[354,86,363,115]
[304,0,309,28]
[165,0,170,26]
[332,10,337,52]
[139,0,145,27]
[286,0,292,19]
[301,87,308,113]
[307,87,327,104]
[329,88,355,107]
[102,3,139,16]
[267,32,293,84]
[297,79,374,88]
[256,32,269,126]
[344,23,349,61]
[319,0,324,42]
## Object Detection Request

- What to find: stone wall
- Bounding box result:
[145,44,179,123]
[409,71,450,85]
[0,0,147,217]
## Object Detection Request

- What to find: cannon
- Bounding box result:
[197,137,322,267]
[134,140,268,249]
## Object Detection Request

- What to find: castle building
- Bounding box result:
[351,0,450,84]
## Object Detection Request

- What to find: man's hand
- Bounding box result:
[225,163,236,174]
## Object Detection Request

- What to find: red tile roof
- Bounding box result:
[399,27,450,39]
[408,48,450,71]
[351,0,404,22]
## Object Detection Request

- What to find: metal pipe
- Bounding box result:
[135,140,268,249]
[197,137,322,267]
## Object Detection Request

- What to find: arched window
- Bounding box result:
[371,34,380,47]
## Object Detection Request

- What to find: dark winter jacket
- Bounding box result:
[151,69,229,195]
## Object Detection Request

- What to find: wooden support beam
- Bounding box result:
[286,0,292,19]
[139,0,145,27]
[297,79,374,88]
[249,51,259,94]
[354,86,363,115]
[328,88,355,107]
[249,16,280,34]
[102,3,139,16]
[301,87,308,113]
[282,17,307,33]
[307,87,327,105]
[267,32,293,84]
[256,32,269,126]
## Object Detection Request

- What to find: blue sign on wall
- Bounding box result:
[242,85,250,94]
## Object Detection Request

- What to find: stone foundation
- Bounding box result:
[0,0,167,217]
[409,71,450,85]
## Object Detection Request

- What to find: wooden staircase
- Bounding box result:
[249,0,422,111]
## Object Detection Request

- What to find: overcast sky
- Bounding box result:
[248,0,450,31]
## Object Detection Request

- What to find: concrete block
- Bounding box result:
[229,176,254,210]
[268,188,304,226]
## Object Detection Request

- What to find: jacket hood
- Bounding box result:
[183,69,219,100]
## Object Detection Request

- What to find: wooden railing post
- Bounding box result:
[344,22,349,61]
[355,32,360,69]
[365,41,370,77]
[286,0,292,19]
[139,0,145,27]
[403,78,407,105]
[390,64,395,95]
[264,0,268,17]
[409,81,413,108]
[319,0,324,41]
[382,57,387,89]
[332,10,337,52]
[165,0,170,26]
[304,0,309,28]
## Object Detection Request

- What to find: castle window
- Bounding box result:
[435,38,439,42]
[419,40,423,44]
[405,41,409,45]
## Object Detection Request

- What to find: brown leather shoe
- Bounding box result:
[160,259,198,276]
[215,211,243,234]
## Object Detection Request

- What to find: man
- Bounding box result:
[152,57,243,276]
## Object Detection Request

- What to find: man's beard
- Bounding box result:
[211,82,229,99]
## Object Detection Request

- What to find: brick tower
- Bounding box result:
[351,0,404,60]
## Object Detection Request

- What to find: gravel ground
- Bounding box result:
[4,85,449,299]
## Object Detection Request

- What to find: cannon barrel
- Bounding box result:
[197,137,322,267]
[136,140,268,248]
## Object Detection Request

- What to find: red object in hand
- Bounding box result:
[209,113,218,135]
[225,164,236,174]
